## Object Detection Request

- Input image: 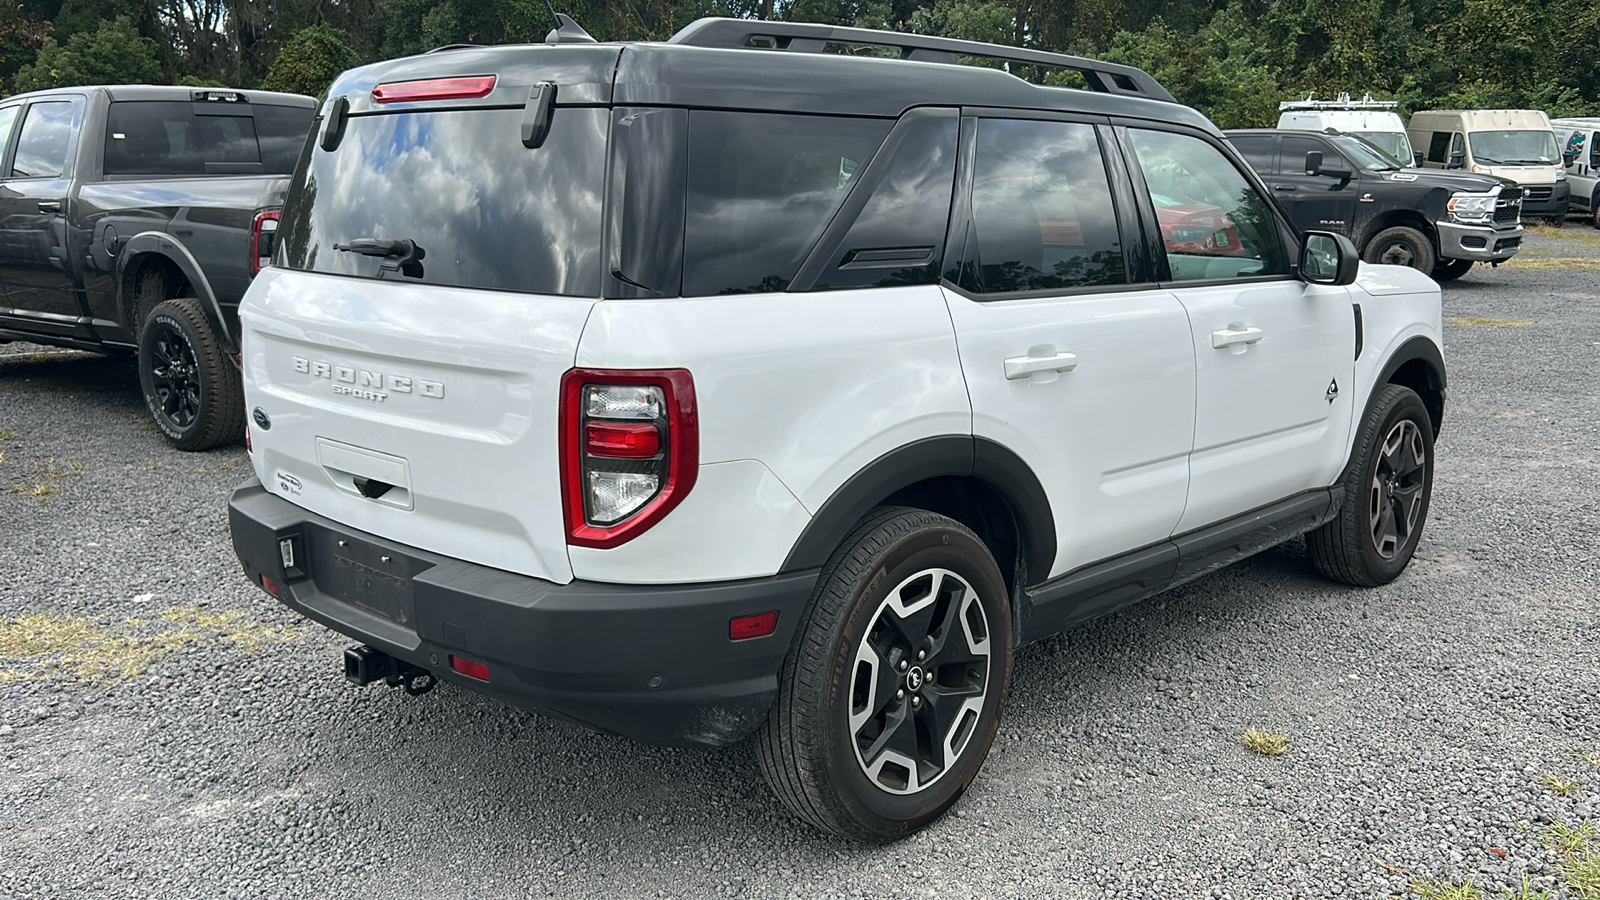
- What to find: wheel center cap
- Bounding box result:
[905,665,925,691]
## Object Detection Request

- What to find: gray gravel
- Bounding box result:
[2,234,1598,899]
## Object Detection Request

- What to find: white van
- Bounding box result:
[1278,93,1416,165]
[1408,109,1570,223]
[1551,117,1600,228]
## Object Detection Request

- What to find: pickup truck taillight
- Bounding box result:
[560,369,697,549]
[250,209,280,275]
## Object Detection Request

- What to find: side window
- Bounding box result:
[1126,128,1289,282]
[11,100,81,178]
[1230,135,1278,175]
[1589,132,1599,168]
[682,111,891,296]
[811,114,958,292]
[968,118,1125,294]
[1427,131,1452,164]
[1282,135,1334,175]
[0,106,21,166]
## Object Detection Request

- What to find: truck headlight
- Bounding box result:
[1555,169,1567,181]
[1447,192,1497,224]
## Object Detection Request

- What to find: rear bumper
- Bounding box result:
[1435,221,1523,262]
[228,479,818,747]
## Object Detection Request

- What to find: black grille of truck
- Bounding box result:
[1523,186,1553,202]
[1493,187,1523,225]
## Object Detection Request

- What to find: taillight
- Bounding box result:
[560,369,697,549]
[372,76,497,104]
[250,209,279,275]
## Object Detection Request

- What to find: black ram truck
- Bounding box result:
[0,85,315,449]
[1228,128,1524,282]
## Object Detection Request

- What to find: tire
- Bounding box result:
[1591,195,1600,230]
[1546,215,1565,229]
[137,298,243,451]
[1309,384,1435,587]
[1362,226,1436,274]
[756,507,1013,840]
[1432,258,1473,282]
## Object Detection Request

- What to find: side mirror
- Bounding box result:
[1304,150,1323,176]
[1301,231,1359,286]
[1448,151,1465,169]
[1562,151,1577,168]
[1412,151,1424,167]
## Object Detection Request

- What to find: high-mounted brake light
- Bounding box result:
[560,369,697,549]
[250,209,279,275]
[372,75,497,103]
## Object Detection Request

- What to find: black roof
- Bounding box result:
[1,85,316,106]
[324,18,1215,132]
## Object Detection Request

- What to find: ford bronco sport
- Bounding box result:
[229,17,1447,840]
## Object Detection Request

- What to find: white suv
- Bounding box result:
[229,18,1446,840]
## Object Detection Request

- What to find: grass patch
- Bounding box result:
[1544,821,1597,856]
[1241,727,1288,757]
[1445,316,1534,327]
[1502,256,1600,271]
[1564,852,1600,899]
[1539,773,1581,797]
[8,483,59,497]
[1408,875,1483,899]
[1569,747,1600,770]
[138,416,157,432]
[0,607,300,682]
[0,428,18,440]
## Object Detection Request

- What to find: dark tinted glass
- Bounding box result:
[12,100,80,178]
[279,107,606,297]
[812,115,958,291]
[105,102,266,175]
[1427,131,1451,163]
[1282,135,1332,174]
[970,118,1125,294]
[1127,128,1288,282]
[1229,134,1277,174]
[683,111,891,296]
[252,104,314,174]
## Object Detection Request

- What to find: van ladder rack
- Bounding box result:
[1279,91,1398,112]
[667,18,1176,103]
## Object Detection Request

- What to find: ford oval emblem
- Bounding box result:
[252,407,272,430]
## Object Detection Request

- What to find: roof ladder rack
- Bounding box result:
[667,18,1176,104]
[1279,91,1399,111]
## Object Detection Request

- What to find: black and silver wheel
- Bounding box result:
[1309,384,1435,586]
[138,297,244,451]
[1362,226,1436,274]
[756,507,1012,840]
[1432,258,1473,282]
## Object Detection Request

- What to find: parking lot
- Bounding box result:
[1,229,1597,899]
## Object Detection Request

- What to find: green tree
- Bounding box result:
[13,15,160,92]
[260,23,359,97]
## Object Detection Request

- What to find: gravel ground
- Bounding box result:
[2,232,1598,900]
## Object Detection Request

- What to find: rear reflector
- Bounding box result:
[584,421,661,458]
[260,574,279,597]
[372,75,497,103]
[450,655,490,681]
[729,611,779,641]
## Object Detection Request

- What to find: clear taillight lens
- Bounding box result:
[560,370,698,548]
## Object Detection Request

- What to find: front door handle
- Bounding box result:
[1211,325,1265,349]
[1273,185,1296,192]
[38,201,62,213]
[1004,351,1078,380]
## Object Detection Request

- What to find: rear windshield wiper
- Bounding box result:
[334,237,426,278]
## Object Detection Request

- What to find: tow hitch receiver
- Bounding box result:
[343,645,437,696]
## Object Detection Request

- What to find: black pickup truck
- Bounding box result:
[1227,128,1524,282]
[0,85,315,449]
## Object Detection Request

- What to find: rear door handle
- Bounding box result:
[1273,185,1296,192]
[38,201,61,213]
[1004,351,1078,380]
[1211,325,1265,349]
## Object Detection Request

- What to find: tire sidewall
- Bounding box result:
[1364,227,1435,274]
[1351,389,1435,580]
[820,523,1012,836]
[138,304,208,445]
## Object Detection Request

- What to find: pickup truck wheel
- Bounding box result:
[1591,195,1600,229]
[756,507,1012,840]
[1432,259,1473,282]
[1545,215,1565,229]
[138,298,243,451]
[1362,226,1436,274]
[1309,384,1434,586]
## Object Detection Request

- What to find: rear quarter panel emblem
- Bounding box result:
[252,407,272,430]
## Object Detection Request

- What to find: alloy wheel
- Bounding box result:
[148,324,202,430]
[1368,419,1427,559]
[848,567,991,795]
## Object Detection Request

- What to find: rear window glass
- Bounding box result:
[683,111,891,296]
[104,101,312,176]
[277,107,606,297]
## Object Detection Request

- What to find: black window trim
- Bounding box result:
[0,101,24,178]
[939,107,1154,304]
[1111,118,1306,288]
[788,105,960,293]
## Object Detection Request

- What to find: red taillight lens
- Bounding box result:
[729,611,780,641]
[449,655,490,681]
[584,421,661,458]
[250,208,279,275]
[372,76,497,104]
[260,574,279,596]
[560,369,698,549]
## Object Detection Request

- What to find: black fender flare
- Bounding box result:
[1365,333,1447,431]
[115,231,236,355]
[779,436,1057,585]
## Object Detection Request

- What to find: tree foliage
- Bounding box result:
[2,0,1595,122]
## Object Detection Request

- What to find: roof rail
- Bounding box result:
[1279,91,1398,112]
[426,44,483,53]
[667,18,1176,103]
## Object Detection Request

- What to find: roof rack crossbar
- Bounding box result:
[1278,91,1399,111]
[667,18,1176,104]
